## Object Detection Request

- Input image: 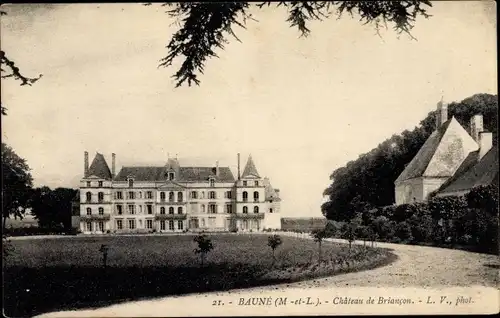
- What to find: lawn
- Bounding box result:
[3,234,396,317]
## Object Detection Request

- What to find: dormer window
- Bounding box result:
[243,181,247,187]
[128,178,134,188]
[168,172,175,181]
[209,178,215,187]
[98,181,103,187]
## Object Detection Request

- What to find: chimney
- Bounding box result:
[435,98,448,129]
[215,160,219,177]
[478,131,493,160]
[112,153,116,177]
[237,153,241,180]
[84,151,89,177]
[470,114,484,142]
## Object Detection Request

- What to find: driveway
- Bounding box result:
[36,239,499,317]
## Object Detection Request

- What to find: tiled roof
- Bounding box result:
[86,153,112,180]
[437,146,498,195]
[114,166,235,182]
[242,155,260,178]
[396,120,452,183]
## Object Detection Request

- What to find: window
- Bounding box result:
[209,191,216,199]
[98,207,104,215]
[226,204,233,214]
[139,205,143,214]
[169,207,174,215]
[269,208,273,213]
[146,191,153,199]
[86,222,92,232]
[98,192,104,203]
[128,191,135,200]
[243,220,248,230]
[177,220,183,230]
[243,181,247,187]
[160,220,166,230]
[128,219,136,230]
[168,172,175,180]
[178,207,183,214]
[168,220,174,230]
[243,206,248,214]
[86,181,91,187]
[253,191,259,202]
[139,192,143,199]
[147,205,153,214]
[191,191,198,199]
[86,207,92,215]
[160,207,166,214]
[201,204,206,213]
[116,220,123,230]
[98,221,104,232]
[116,191,123,200]
[146,219,153,229]
[226,191,232,199]
[117,205,123,215]
[255,181,259,187]
[160,192,166,201]
[254,206,259,214]
[86,192,92,202]
[209,178,215,187]
[169,192,174,202]
[209,204,217,214]
[177,192,183,202]
[242,191,248,202]
[98,181,103,187]
[128,204,135,215]
[128,179,134,188]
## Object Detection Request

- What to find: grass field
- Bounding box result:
[3,234,396,317]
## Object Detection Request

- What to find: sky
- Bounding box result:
[1,2,497,218]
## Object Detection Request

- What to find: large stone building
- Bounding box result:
[79,153,281,234]
[395,99,498,205]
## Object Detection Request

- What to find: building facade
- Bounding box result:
[79,153,282,234]
[395,98,497,204]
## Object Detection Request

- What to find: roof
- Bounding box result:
[396,117,480,183]
[241,155,260,178]
[263,177,281,202]
[114,166,235,182]
[86,153,112,180]
[437,146,498,195]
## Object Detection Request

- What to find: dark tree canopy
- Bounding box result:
[322,93,498,222]
[30,187,78,230]
[154,1,432,87]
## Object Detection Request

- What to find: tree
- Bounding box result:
[30,187,78,230]
[2,143,33,232]
[193,234,214,266]
[311,228,328,264]
[267,234,282,265]
[152,1,432,87]
[340,222,357,251]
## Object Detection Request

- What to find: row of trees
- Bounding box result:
[319,184,498,254]
[2,143,77,233]
[322,93,498,222]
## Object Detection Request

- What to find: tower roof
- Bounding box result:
[86,153,112,180]
[241,155,260,178]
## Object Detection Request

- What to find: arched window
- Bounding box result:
[169,192,174,202]
[209,191,216,199]
[243,206,248,214]
[254,206,259,214]
[269,208,273,213]
[178,207,183,214]
[169,207,174,214]
[201,204,205,213]
[242,191,248,202]
[98,207,104,215]
[86,192,92,202]
[160,207,165,214]
[177,192,183,202]
[160,192,166,201]
[253,191,259,202]
[86,207,92,215]
[98,192,104,202]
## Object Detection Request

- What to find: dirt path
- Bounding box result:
[37,239,499,317]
